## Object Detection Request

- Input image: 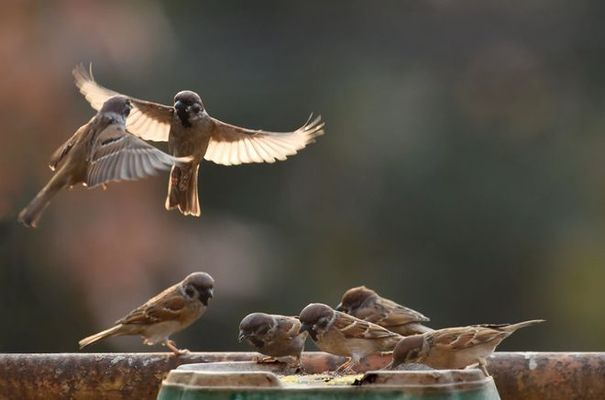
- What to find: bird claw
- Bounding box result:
[165,339,189,356]
[256,355,279,364]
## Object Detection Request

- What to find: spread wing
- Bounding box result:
[334,312,400,341]
[117,285,187,325]
[365,298,430,328]
[86,124,185,188]
[428,327,508,350]
[73,64,173,142]
[204,115,325,166]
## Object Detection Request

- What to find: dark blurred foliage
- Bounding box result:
[1,0,605,353]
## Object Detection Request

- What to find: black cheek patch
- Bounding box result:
[177,108,191,128]
[249,337,265,348]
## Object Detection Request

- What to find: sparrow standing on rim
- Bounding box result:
[298,303,402,373]
[79,272,215,355]
[17,95,188,228]
[238,313,308,365]
[73,64,325,217]
[387,320,545,375]
[336,286,432,336]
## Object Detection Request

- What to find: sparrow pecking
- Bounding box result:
[238,312,307,365]
[298,303,402,373]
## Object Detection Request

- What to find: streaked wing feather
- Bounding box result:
[73,64,173,142]
[205,115,324,166]
[86,125,180,188]
[370,298,430,327]
[117,286,186,325]
[334,313,398,340]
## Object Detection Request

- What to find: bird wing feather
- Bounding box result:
[73,64,172,142]
[204,115,324,166]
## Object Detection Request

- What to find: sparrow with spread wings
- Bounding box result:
[73,65,325,217]
[18,96,188,228]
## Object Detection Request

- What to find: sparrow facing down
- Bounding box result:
[74,64,325,217]
[238,313,308,364]
[388,320,545,375]
[298,303,403,372]
[79,272,214,355]
[17,95,188,228]
[336,286,432,336]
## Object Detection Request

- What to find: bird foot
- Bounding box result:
[256,356,279,364]
[165,340,189,356]
[335,358,357,375]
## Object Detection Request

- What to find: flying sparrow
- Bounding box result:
[79,272,214,355]
[238,312,307,365]
[73,64,325,217]
[298,303,402,373]
[387,319,545,375]
[336,286,432,335]
[17,95,188,228]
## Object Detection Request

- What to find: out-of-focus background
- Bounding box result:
[1,0,603,353]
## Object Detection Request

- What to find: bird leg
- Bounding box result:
[335,357,356,374]
[465,360,490,377]
[165,339,189,356]
[256,355,278,363]
[478,359,490,377]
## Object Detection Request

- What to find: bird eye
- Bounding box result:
[191,104,201,113]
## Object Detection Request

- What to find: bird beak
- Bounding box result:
[208,288,214,299]
[299,322,312,335]
[335,303,345,312]
[174,100,186,111]
[238,331,247,342]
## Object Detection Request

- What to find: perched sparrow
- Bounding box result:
[388,320,545,375]
[298,303,402,372]
[73,64,325,217]
[336,286,432,335]
[17,95,188,228]
[238,313,307,364]
[79,272,214,355]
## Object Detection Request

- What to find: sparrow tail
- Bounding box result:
[503,319,545,332]
[17,173,68,228]
[165,162,200,217]
[79,325,123,349]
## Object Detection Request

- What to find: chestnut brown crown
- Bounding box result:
[336,286,377,313]
[181,272,214,306]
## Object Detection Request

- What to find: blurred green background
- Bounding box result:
[1,0,604,353]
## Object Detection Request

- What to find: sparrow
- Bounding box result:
[238,312,308,365]
[387,319,545,375]
[17,95,188,228]
[79,272,214,355]
[73,64,325,217]
[298,303,402,372]
[336,286,432,336]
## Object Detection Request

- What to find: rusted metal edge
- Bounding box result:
[0,352,603,400]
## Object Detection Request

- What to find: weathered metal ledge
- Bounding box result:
[0,352,603,400]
